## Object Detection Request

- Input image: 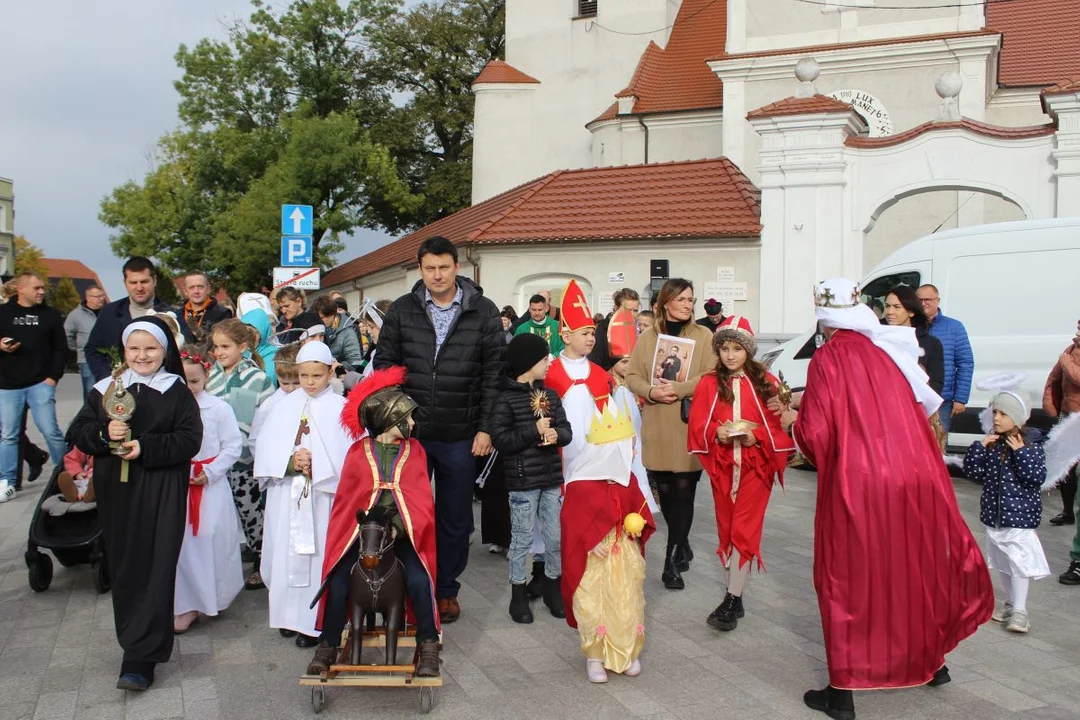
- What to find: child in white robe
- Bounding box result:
[255,342,351,647]
[174,346,245,633]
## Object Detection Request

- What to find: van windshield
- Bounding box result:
[861,271,922,320]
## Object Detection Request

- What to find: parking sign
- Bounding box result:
[281,236,313,267]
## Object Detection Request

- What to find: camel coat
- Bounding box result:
[626,323,717,472]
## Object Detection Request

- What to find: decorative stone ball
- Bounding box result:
[794,57,820,84]
[935,71,963,99]
[623,512,646,536]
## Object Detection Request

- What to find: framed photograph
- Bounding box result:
[650,334,696,386]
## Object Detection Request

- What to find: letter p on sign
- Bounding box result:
[280,236,313,267]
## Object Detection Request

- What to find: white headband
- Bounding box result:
[122,321,168,349]
[296,341,333,365]
[302,324,327,340]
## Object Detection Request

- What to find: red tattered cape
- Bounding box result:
[560,480,655,629]
[793,331,992,690]
[315,438,439,632]
[687,373,794,568]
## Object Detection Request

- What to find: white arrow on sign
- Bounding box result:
[289,207,307,234]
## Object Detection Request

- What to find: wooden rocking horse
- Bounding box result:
[349,506,407,666]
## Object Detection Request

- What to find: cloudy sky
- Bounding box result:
[0,0,400,299]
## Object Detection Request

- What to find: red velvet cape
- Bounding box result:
[793,331,992,690]
[560,479,655,629]
[316,438,439,632]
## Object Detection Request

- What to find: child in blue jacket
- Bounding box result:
[964,390,1049,634]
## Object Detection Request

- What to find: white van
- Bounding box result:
[763,217,1080,449]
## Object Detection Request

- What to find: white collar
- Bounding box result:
[93,368,184,396]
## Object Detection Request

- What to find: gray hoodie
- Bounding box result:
[64,303,99,365]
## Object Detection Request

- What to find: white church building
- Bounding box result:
[324,0,1080,333]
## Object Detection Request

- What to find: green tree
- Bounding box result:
[99,0,505,291]
[13,235,50,280]
[47,276,81,315]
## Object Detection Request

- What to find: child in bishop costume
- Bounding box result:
[174,345,245,634]
[687,317,794,633]
[67,317,203,692]
[307,366,441,678]
[254,342,351,648]
[549,280,656,684]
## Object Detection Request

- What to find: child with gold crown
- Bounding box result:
[548,280,656,683]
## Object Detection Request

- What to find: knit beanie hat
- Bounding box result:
[507,333,550,377]
[991,391,1030,428]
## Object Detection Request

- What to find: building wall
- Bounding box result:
[0,178,15,279]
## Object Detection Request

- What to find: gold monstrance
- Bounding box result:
[530,388,553,445]
[103,378,136,483]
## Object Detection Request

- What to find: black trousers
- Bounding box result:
[479,456,511,548]
[320,536,439,646]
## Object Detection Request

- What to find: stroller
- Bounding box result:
[25,464,110,594]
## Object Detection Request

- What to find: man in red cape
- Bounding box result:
[785,278,993,719]
[306,367,441,678]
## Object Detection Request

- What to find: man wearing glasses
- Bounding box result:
[916,284,974,432]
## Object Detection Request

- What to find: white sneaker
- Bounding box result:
[586,659,608,683]
[1005,610,1030,633]
[992,602,1013,623]
[624,659,642,677]
[0,481,15,503]
[487,544,506,554]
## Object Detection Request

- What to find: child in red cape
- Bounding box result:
[306,367,441,678]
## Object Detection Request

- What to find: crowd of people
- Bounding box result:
[2,236,1079,718]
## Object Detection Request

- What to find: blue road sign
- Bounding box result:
[281,204,313,236]
[281,236,313,267]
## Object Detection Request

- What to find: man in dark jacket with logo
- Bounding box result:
[0,273,68,502]
[85,257,172,381]
[375,236,505,623]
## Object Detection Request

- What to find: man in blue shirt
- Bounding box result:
[918,284,974,431]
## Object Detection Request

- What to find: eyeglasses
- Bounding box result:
[917,297,939,304]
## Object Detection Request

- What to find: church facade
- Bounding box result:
[324,0,1080,333]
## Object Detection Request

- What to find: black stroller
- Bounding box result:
[25,465,110,594]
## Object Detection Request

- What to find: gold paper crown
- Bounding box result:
[813,282,862,309]
[586,402,636,445]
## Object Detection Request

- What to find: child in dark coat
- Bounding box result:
[490,333,572,624]
[964,389,1048,634]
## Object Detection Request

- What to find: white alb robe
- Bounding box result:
[255,385,350,636]
[174,392,245,615]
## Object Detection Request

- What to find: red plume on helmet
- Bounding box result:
[341,366,408,440]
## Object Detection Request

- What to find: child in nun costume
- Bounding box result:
[254,341,352,646]
[67,317,203,692]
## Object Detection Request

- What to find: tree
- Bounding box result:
[99,0,505,290]
[47,276,81,315]
[13,235,50,280]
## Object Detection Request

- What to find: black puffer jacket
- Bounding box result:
[490,376,572,490]
[375,277,505,442]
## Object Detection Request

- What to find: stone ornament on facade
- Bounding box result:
[936,71,964,121]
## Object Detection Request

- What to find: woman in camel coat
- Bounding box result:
[626,278,717,591]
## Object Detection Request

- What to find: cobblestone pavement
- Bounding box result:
[1,378,1079,719]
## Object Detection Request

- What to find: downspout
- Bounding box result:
[465,244,480,285]
[637,115,649,164]
[351,279,364,302]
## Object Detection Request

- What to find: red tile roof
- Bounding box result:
[746,94,854,119]
[987,0,1080,87]
[324,158,760,286]
[472,60,540,86]
[42,258,106,294]
[1042,77,1080,96]
[844,118,1056,149]
[602,0,726,118]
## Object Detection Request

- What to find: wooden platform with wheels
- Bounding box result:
[299,627,442,714]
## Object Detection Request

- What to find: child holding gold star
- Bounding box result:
[490,333,572,624]
[548,280,655,684]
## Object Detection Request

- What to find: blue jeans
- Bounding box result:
[0,381,67,483]
[421,438,477,599]
[938,402,954,432]
[78,363,95,401]
[508,487,562,584]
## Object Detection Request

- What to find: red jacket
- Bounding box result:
[63,447,93,478]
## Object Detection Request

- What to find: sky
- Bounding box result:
[0,0,400,300]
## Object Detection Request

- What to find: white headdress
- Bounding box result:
[814,278,943,416]
[297,341,334,366]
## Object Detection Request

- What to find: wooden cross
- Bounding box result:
[294,417,310,448]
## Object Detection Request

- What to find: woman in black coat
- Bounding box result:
[884,286,945,395]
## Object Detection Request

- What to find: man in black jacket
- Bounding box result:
[0,273,68,502]
[176,271,232,343]
[375,236,505,623]
[85,257,172,380]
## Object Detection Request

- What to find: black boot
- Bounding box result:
[662,545,685,590]
[803,685,855,720]
[675,545,690,573]
[509,583,534,624]
[706,593,743,631]
[526,560,545,599]
[543,576,565,619]
[1050,512,1075,526]
[927,665,951,687]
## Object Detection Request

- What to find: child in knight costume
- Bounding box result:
[254,342,351,647]
[307,366,441,678]
[549,280,656,684]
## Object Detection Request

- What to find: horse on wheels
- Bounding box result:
[349,507,407,666]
